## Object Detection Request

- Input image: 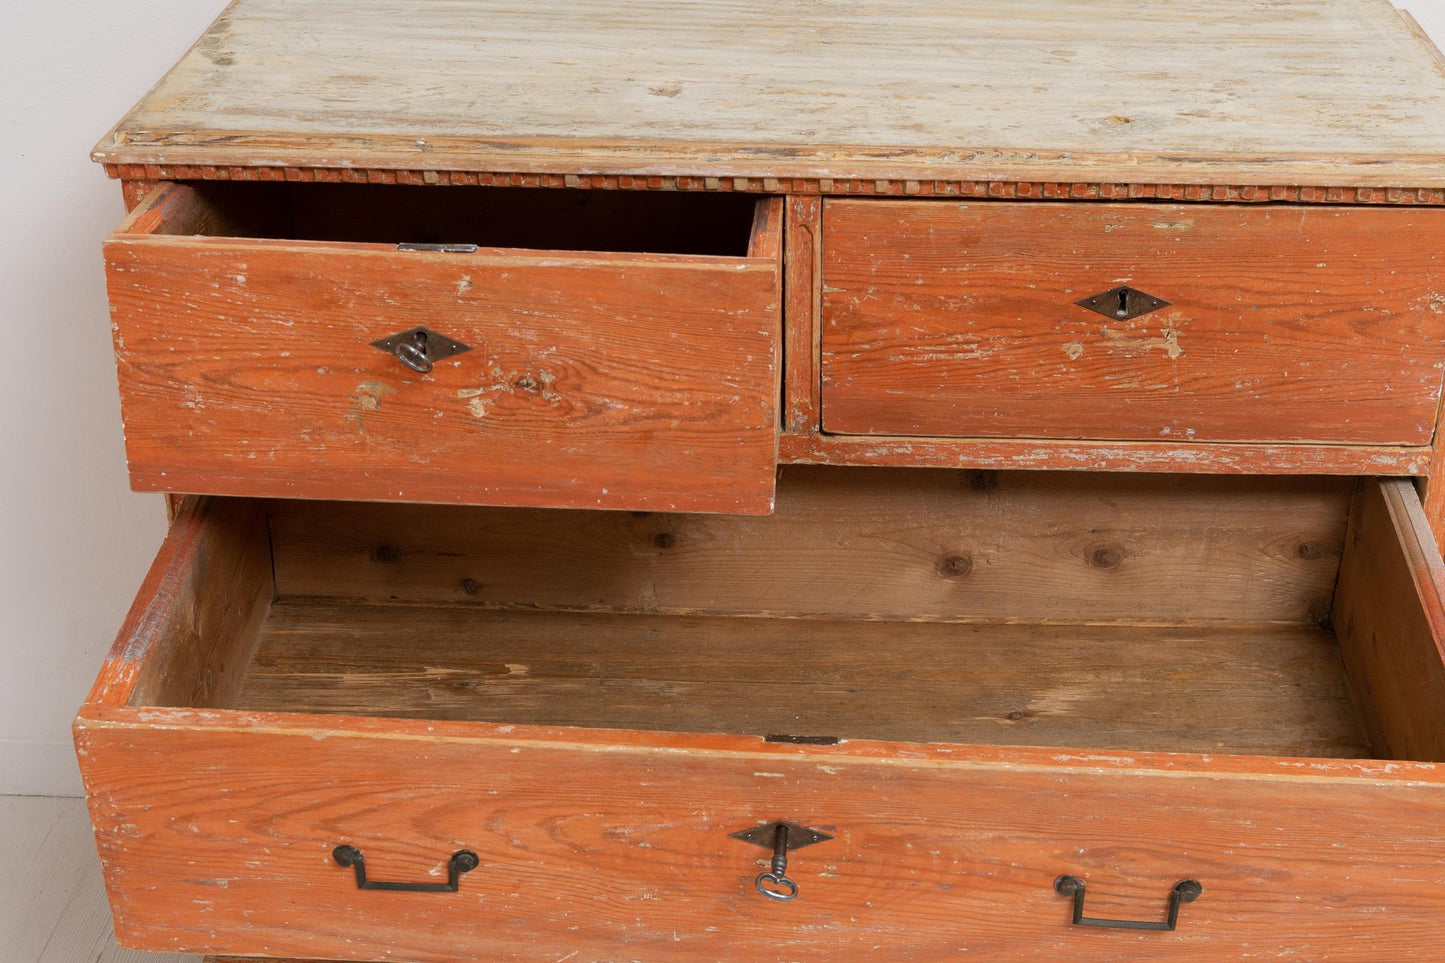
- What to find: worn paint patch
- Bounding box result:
[1062,341,1085,360]
[351,380,397,412]
[1414,291,1445,315]
[459,367,563,419]
[1100,327,1184,359]
[343,379,398,433]
[457,386,494,419]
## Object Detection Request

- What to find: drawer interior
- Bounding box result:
[126,180,764,256]
[117,467,1445,763]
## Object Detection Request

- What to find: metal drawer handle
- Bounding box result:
[730,821,834,902]
[332,844,479,893]
[1054,875,1202,931]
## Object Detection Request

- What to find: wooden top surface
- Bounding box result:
[97,0,1445,186]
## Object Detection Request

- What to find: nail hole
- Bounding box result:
[965,470,998,493]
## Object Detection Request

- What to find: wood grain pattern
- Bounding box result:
[238,601,1368,757]
[1333,478,1445,762]
[74,709,1445,962]
[82,496,272,711]
[106,185,781,513]
[779,431,1433,476]
[822,200,1445,445]
[269,467,1352,624]
[784,195,821,434]
[94,0,1445,188]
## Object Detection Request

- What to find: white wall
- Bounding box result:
[0,2,230,795]
[1,2,1444,796]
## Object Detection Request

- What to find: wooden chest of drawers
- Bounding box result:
[76,1,1445,960]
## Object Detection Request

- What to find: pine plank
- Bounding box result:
[1334,478,1445,761]
[234,600,1369,758]
[269,467,1353,623]
[95,0,1445,187]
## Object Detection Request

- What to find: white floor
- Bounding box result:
[0,795,200,963]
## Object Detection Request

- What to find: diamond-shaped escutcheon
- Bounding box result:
[1075,285,1171,321]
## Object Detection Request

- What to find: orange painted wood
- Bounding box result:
[118,179,188,518]
[1420,422,1445,548]
[75,706,1445,962]
[105,185,781,513]
[119,177,156,212]
[821,200,1445,446]
[778,431,1432,476]
[784,195,821,434]
[1334,478,1445,762]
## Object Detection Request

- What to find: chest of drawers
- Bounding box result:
[76,2,1445,960]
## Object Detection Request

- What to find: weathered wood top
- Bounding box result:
[97,0,1445,187]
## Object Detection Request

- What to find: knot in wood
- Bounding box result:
[1086,543,1124,569]
[936,553,974,578]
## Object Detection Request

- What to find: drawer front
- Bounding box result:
[821,200,1445,444]
[105,185,782,514]
[77,715,1445,962]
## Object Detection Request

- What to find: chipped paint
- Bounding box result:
[1100,326,1184,359]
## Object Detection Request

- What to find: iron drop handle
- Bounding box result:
[333,844,479,893]
[1054,875,1202,931]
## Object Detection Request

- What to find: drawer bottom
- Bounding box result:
[244,601,1366,758]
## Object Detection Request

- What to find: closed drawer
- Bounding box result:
[821,200,1445,445]
[76,467,1445,960]
[106,183,782,513]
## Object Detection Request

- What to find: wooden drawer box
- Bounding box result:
[105,183,783,513]
[820,200,1445,444]
[76,467,1445,961]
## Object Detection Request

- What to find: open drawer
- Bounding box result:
[76,468,1445,961]
[105,183,783,513]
